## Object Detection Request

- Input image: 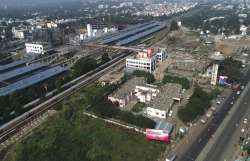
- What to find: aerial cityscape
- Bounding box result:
[0,0,250,161]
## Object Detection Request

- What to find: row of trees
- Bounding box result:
[132,70,155,84]
[162,75,190,89]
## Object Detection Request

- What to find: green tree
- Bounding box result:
[101,53,110,64]
[145,72,155,84]
[92,100,120,118]
[219,58,242,82]
[178,85,211,123]
[133,70,155,84]
[170,20,179,31]
[72,58,97,77]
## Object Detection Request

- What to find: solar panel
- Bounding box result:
[0,66,68,96]
[116,25,166,46]
[102,22,160,44]
[0,60,26,73]
[0,63,46,82]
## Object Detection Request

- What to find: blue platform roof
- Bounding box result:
[0,63,46,82]
[0,66,68,96]
[0,60,26,73]
[116,25,166,46]
[102,22,160,44]
[101,21,155,41]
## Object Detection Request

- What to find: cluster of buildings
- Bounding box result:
[80,23,117,40]
[98,2,133,9]
[0,16,78,43]
[107,77,180,142]
[134,2,198,17]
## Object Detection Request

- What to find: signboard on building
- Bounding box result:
[25,43,44,55]
[145,129,171,142]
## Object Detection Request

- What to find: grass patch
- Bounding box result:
[162,75,190,89]
[3,105,165,161]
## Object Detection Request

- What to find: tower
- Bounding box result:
[87,24,92,37]
[209,52,225,86]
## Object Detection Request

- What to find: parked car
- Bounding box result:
[243,118,248,124]
[168,110,173,117]
[211,107,216,111]
[200,118,207,124]
[206,110,213,118]
[216,101,221,105]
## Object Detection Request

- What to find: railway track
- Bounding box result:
[0,51,132,145]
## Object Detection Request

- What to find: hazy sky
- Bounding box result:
[0,0,81,6]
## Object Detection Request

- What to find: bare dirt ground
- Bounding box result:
[215,38,250,56]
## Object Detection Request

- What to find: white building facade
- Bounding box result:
[12,27,28,39]
[126,48,167,73]
[87,24,93,37]
[126,56,157,73]
[25,43,44,55]
[156,50,167,63]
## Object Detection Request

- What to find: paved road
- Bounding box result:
[203,77,250,161]
[177,68,250,161]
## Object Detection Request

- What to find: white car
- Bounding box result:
[200,118,207,124]
[216,101,221,105]
[168,110,173,117]
[244,118,248,124]
[237,91,241,95]
[206,110,213,118]
[211,107,216,111]
[231,101,234,105]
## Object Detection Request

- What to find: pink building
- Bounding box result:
[145,120,174,142]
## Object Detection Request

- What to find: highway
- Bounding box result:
[177,68,250,161]
[203,79,250,161]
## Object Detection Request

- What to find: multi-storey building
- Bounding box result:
[126,48,167,73]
